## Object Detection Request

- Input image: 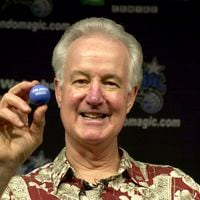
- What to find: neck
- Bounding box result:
[65,138,120,184]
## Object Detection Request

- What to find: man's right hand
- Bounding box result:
[0,80,48,196]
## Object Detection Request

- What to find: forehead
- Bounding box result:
[66,33,129,61]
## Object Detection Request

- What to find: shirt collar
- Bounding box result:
[52,147,71,189]
[51,147,149,189]
[119,148,149,187]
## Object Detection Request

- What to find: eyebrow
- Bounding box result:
[70,70,89,80]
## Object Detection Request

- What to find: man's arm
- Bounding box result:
[0,81,48,197]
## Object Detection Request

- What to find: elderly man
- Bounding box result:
[0,17,199,199]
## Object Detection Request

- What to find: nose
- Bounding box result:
[85,81,104,106]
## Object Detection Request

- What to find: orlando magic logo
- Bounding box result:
[137,57,166,114]
[0,0,53,18]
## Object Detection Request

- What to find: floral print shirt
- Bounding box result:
[1,147,200,200]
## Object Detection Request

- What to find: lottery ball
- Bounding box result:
[29,84,51,105]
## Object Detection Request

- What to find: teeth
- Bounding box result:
[82,113,106,119]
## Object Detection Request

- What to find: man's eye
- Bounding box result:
[73,79,88,85]
[104,81,119,88]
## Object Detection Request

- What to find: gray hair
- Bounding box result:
[52,17,143,91]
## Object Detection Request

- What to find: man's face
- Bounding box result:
[54,33,138,145]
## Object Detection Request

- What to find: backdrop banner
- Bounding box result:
[0,0,199,183]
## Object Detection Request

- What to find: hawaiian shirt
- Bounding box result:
[1,147,200,199]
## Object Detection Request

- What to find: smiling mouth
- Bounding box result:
[80,112,108,119]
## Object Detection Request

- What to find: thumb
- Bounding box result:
[30,105,48,145]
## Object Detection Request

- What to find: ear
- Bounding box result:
[54,78,62,108]
[126,86,139,114]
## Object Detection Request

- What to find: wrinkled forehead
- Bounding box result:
[65,33,129,64]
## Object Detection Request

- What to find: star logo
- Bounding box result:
[29,150,51,168]
[145,57,165,75]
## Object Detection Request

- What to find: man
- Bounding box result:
[0,17,199,199]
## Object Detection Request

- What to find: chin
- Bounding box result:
[80,131,108,144]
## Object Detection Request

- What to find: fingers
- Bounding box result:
[0,108,25,127]
[8,80,39,96]
[0,81,37,127]
[1,80,39,108]
[1,93,31,113]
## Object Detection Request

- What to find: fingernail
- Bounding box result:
[24,105,31,112]
[18,121,24,127]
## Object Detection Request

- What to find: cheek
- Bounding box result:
[61,88,85,108]
[60,89,85,127]
[107,92,128,112]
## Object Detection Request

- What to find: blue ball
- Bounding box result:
[29,84,51,105]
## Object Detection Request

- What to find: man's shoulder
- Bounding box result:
[131,159,200,192]
[121,149,200,191]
